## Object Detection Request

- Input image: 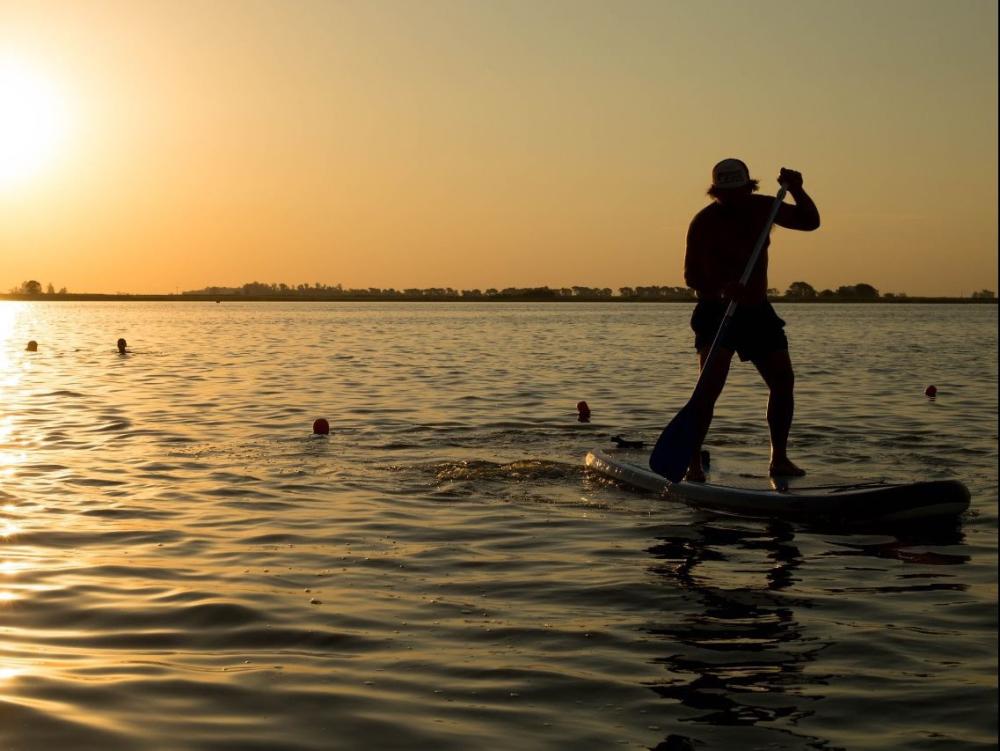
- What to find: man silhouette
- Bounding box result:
[683,159,820,481]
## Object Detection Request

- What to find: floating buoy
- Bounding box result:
[577,401,591,423]
[924,385,937,398]
[25,340,37,352]
[312,418,330,435]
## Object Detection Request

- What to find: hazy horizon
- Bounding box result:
[5,280,995,299]
[3,0,997,296]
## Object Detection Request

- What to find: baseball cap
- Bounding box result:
[711,158,751,189]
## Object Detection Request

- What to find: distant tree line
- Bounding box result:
[8,280,68,295]
[784,281,883,299]
[5,278,994,301]
[184,282,629,300]
[783,281,995,300]
[181,281,996,301]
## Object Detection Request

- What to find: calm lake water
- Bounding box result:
[1,301,996,751]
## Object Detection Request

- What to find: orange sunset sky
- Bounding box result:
[1,0,997,296]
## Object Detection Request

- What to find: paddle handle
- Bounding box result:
[695,184,788,382]
[739,184,788,287]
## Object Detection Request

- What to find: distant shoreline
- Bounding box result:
[2,293,996,304]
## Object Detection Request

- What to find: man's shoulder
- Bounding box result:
[690,202,720,226]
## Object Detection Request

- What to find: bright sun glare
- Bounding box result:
[0,56,69,191]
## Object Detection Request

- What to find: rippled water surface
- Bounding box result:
[1,302,997,750]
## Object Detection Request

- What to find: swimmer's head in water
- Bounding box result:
[117,338,127,353]
[26,340,38,352]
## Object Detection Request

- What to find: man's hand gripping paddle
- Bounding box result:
[649,184,789,482]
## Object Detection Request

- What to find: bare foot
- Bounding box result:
[684,466,706,483]
[769,458,806,477]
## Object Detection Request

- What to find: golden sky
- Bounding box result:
[1,0,997,295]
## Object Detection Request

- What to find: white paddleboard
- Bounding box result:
[585,447,970,522]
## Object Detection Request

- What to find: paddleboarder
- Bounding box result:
[682,159,820,481]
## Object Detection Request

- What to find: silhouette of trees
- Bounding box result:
[616,286,695,300]
[836,283,880,299]
[786,281,817,299]
[183,283,629,300]
[9,280,43,295]
[167,280,995,302]
[10,273,992,301]
[6,280,69,295]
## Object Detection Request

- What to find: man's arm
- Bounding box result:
[774,168,820,231]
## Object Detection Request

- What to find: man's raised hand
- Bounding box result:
[778,167,803,191]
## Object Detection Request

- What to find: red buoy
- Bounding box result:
[312,418,330,435]
[576,401,591,423]
[924,385,937,398]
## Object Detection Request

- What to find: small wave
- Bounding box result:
[405,458,580,485]
[15,528,185,547]
[81,507,178,520]
[86,419,134,432]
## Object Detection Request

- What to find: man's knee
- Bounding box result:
[754,351,794,393]
[771,368,794,393]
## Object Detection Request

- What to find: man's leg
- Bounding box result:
[686,347,734,482]
[752,349,805,477]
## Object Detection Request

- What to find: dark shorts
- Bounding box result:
[691,300,788,362]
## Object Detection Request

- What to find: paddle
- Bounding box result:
[649,183,789,482]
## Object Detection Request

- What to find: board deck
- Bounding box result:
[585,447,970,522]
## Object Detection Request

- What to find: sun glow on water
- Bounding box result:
[1,305,28,391]
[0,452,26,477]
[0,561,24,576]
[0,593,21,616]
[0,303,23,336]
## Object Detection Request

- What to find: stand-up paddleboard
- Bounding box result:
[586,447,970,522]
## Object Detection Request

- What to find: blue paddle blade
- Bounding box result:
[649,404,697,482]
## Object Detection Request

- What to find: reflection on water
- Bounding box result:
[825,527,969,567]
[641,516,987,749]
[0,302,996,750]
[645,522,825,748]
